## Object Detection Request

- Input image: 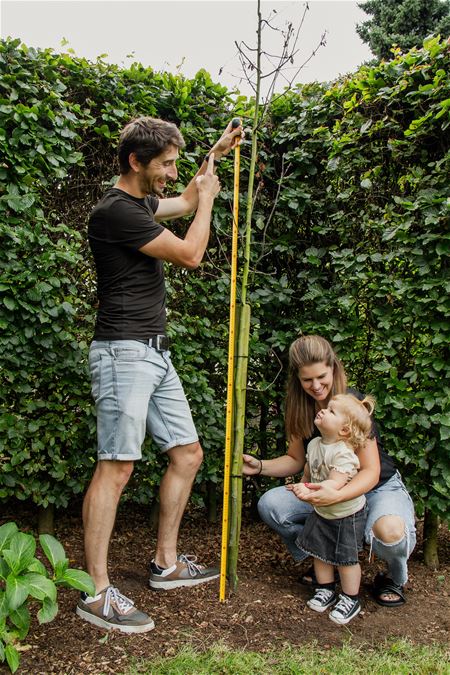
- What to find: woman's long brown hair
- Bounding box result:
[285,335,347,440]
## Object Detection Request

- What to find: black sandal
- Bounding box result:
[372,572,406,607]
[298,564,338,587]
[298,564,317,586]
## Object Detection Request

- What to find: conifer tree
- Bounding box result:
[357,0,450,59]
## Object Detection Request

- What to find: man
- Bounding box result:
[76,117,242,633]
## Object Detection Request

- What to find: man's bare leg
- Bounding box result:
[154,442,203,568]
[82,460,134,592]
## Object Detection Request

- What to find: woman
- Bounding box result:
[243,335,416,606]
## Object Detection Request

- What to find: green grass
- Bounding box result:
[123,639,450,675]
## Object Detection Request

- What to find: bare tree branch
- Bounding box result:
[253,154,288,271]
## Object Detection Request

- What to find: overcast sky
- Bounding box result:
[1,0,373,97]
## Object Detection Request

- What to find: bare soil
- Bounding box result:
[1,502,449,674]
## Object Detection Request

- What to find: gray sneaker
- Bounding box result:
[149,554,219,590]
[76,586,155,633]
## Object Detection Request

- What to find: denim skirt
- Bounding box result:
[296,505,368,566]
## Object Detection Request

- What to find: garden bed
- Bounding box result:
[1,502,449,674]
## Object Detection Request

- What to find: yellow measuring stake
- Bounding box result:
[220,121,241,602]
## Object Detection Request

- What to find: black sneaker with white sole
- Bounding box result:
[307,587,337,613]
[329,594,361,625]
[76,586,155,633]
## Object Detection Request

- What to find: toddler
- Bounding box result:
[287,393,375,625]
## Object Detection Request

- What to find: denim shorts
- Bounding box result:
[89,340,198,460]
[297,504,368,566]
[365,470,416,558]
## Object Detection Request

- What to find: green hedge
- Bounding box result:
[0,36,448,520]
[262,36,449,517]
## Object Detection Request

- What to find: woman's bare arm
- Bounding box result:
[242,436,305,478]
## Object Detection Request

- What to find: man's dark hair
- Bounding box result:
[118,117,185,174]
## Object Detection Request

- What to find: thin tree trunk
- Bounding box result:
[423,508,439,568]
[38,504,55,535]
[228,304,251,591]
[149,499,159,530]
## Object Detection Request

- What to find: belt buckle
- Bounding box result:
[156,335,167,351]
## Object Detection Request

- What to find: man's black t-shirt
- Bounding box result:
[88,188,166,339]
[303,387,396,489]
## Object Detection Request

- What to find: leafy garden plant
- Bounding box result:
[0,522,95,673]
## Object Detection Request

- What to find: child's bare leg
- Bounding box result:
[307,558,337,612]
[338,563,361,596]
[314,558,335,585]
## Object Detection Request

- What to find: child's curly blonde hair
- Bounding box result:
[331,393,376,452]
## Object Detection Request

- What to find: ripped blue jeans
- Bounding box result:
[257,471,416,587]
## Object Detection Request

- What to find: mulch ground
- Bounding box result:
[1,500,449,674]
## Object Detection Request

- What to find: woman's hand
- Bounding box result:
[242,454,262,476]
[297,481,341,506]
[242,439,305,479]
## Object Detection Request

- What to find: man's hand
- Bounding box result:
[242,453,262,476]
[209,119,244,160]
[195,154,220,199]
